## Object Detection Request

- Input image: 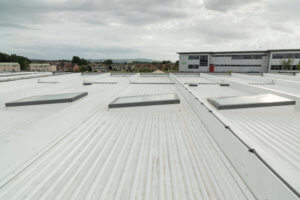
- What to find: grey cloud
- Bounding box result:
[0,0,187,26]
[0,0,299,61]
[203,0,260,12]
[0,23,32,29]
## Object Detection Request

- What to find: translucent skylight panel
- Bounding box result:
[6,92,88,107]
[208,93,295,110]
[109,93,180,108]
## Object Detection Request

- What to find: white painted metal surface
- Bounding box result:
[0,73,299,199]
[0,75,254,199]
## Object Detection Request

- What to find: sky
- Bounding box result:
[0,0,299,61]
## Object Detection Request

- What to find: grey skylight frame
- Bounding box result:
[189,83,198,87]
[109,93,180,108]
[208,93,295,110]
[6,92,88,107]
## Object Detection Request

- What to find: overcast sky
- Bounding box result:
[0,0,299,61]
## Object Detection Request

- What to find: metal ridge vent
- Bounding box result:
[109,93,180,108]
[5,92,88,107]
[208,93,295,110]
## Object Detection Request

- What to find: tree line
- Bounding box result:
[0,52,31,70]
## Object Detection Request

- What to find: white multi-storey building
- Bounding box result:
[178,49,300,73]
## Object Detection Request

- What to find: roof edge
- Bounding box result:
[177,49,300,54]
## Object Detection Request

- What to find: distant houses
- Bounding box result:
[29,63,57,72]
[0,62,21,72]
[57,63,79,72]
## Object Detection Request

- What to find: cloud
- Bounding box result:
[0,23,32,30]
[203,0,261,12]
[0,0,299,61]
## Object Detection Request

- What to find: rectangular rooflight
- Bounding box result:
[208,93,295,110]
[109,93,180,108]
[6,92,88,107]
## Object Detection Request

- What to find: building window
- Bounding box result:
[231,55,265,59]
[188,55,199,60]
[271,65,282,70]
[272,53,300,59]
[212,55,232,58]
[295,54,300,58]
[199,56,208,66]
[214,64,261,67]
[188,65,199,69]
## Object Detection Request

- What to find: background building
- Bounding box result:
[0,62,20,72]
[29,63,57,72]
[178,49,300,73]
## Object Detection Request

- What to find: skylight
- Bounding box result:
[6,92,88,107]
[109,93,180,108]
[208,93,295,110]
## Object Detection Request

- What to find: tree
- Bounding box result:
[297,61,300,70]
[72,56,81,64]
[87,65,92,72]
[104,59,113,65]
[0,52,30,70]
[174,60,179,71]
[72,56,89,66]
[281,58,293,70]
[162,60,171,64]
[80,58,88,65]
[78,65,87,72]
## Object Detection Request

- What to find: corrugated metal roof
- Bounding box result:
[0,75,254,199]
[0,73,299,199]
[177,73,300,196]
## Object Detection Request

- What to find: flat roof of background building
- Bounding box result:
[30,63,51,66]
[177,49,300,54]
[0,62,20,66]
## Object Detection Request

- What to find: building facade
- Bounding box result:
[29,63,57,72]
[178,49,300,73]
[0,62,21,72]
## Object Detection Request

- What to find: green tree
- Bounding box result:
[78,65,87,72]
[162,60,171,64]
[281,58,293,70]
[0,52,30,70]
[72,56,81,64]
[87,65,92,72]
[104,59,113,65]
[297,61,300,70]
[80,58,88,65]
[72,56,89,66]
[172,60,179,71]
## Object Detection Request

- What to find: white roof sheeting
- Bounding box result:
[175,73,300,197]
[0,72,53,82]
[0,73,299,199]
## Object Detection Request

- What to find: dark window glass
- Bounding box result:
[232,54,265,59]
[199,56,208,66]
[272,53,299,59]
[188,55,199,60]
[214,64,261,67]
[188,65,199,69]
[271,65,282,70]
